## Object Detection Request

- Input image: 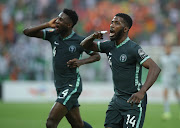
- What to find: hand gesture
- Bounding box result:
[127,90,145,106]
[67,58,83,68]
[92,31,107,39]
[48,18,58,28]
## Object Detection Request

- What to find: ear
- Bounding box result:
[67,23,73,28]
[124,27,129,33]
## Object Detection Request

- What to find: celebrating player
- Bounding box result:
[81,13,161,128]
[23,8,100,128]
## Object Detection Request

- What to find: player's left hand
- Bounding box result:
[127,90,145,106]
[67,58,83,68]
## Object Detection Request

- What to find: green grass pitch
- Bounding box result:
[0,101,179,128]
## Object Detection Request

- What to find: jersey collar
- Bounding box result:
[116,37,130,48]
[63,31,75,41]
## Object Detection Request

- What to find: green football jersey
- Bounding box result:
[97,37,150,100]
[43,29,93,89]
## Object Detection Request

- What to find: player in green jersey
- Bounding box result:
[23,8,100,128]
[81,13,161,128]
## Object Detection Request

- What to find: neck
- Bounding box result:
[60,29,73,39]
[116,35,128,45]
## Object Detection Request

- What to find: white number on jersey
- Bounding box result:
[58,89,69,99]
[108,52,112,67]
[126,114,136,127]
[53,46,56,57]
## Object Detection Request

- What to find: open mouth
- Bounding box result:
[109,30,115,37]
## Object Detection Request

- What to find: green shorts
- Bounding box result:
[55,79,82,111]
[104,94,147,128]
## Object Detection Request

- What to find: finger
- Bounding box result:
[134,98,139,104]
[129,96,136,104]
[127,96,133,103]
[67,60,71,63]
[101,31,108,34]
[70,59,76,63]
[69,65,77,68]
[67,64,73,68]
[67,60,75,64]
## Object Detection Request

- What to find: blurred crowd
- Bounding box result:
[0,0,180,82]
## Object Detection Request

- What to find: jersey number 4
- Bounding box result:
[58,89,69,99]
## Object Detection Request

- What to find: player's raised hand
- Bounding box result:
[48,18,58,28]
[127,90,145,106]
[67,58,83,68]
[92,31,107,39]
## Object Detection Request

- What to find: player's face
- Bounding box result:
[110,16,126,41]
[55,12,71,33]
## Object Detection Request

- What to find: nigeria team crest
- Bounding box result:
[69,45,76,53]
[120,54,127,62]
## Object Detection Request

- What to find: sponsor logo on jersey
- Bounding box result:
[138,49,147,59]
[120,54,127,62]
[69,45,76,53]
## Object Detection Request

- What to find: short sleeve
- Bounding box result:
[42,28,56,41]
[133,45,150,65]
[97,40,112,53]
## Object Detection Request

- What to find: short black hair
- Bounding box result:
[63,8,78,27]
[115,13,133,29]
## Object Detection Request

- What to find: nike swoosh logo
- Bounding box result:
[54,41,59,45]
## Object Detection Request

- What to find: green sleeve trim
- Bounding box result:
[140,56,150,65]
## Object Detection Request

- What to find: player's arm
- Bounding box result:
[80,32,104,52]
[141,58,161,93]
[23,18,57,38]
[67,52,100,68]
[127,58,161,104]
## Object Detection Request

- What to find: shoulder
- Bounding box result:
[127,40,140,49]
[44,28,57,34]
[98,40,114,48]
[125,40,142,53]
[72,33,85,41]
[99,40,113,45]
[43,28,58,40]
